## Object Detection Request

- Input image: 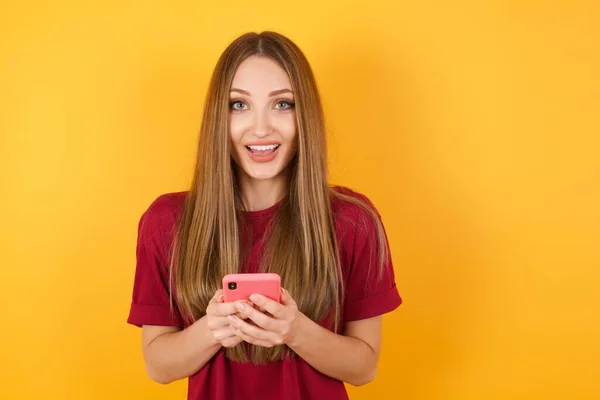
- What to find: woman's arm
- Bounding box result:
[142,292,245,384]
[289,314,382,386]
[228,289,383,386]
[141,318,220,384]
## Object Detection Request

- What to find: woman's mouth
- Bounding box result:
[245,144,280,156]
[244,144,281,163]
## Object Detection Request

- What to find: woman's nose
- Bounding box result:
[253,110,270,136]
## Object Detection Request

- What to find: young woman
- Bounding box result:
[127,31,402,400]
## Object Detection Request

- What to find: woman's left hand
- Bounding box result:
[228,288,302,348]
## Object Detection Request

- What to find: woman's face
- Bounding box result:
[229,56,297,183]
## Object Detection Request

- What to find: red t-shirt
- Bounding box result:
[127,186,402,399]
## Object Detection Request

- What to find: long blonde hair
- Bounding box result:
[171,31,388,363]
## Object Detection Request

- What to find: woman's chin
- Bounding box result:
[238,165,280,181]
[248,171,280,181]
[236,158,293,182]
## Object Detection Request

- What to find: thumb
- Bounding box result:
[213,289,224,303]
[280,288,296,306]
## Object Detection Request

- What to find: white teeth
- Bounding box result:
[247,144,279,151]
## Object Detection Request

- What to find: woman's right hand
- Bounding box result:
[206,289,247,348]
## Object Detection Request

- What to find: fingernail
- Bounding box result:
[249,294,260,303]
[236,302,245,311]
[228,315,237,323]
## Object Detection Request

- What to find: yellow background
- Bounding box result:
[1,1,599,399]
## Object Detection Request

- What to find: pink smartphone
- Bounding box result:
[222,273,281,303]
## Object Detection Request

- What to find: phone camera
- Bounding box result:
[228,282,237,290]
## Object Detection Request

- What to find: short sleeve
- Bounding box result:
[127,196,184,328]
[343,200,402,322]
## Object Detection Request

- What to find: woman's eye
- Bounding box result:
[275,101,294,110]
[230,101,247,110]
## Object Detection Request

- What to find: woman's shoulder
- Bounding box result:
[138,191,189,234]
[330,185,381,220]
[143,191,188,216]
[329,185,384,246]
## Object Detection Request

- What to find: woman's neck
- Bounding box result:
[237,173,288,212]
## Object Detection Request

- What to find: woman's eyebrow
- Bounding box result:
[268,88,293,97]
[230,88,293,97]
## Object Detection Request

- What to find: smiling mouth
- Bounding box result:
[245,144,281,156]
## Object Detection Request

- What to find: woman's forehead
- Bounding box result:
[231,56,292,95]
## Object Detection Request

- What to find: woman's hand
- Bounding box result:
[206,289,250,348]
[228,288,303,347]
